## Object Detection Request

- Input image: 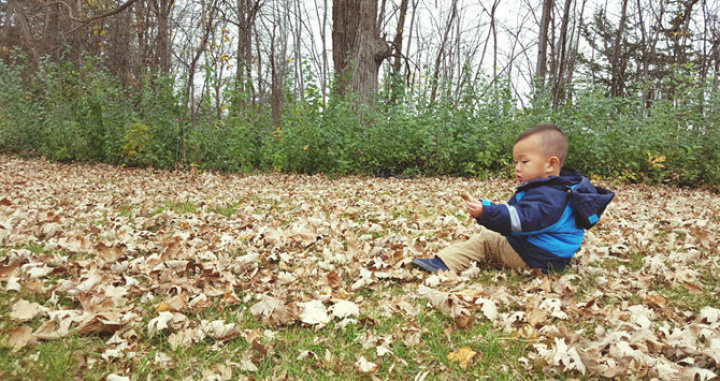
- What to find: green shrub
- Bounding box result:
[1,52,719,187]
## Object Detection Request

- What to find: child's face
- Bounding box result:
[512,134,557,185]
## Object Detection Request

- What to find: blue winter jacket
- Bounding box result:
[477,168,614,272]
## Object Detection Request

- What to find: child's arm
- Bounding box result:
[476,188,568,235]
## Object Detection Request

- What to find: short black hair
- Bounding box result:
[515,123,568,165]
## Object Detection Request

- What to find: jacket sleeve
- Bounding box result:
[476,188,569,236]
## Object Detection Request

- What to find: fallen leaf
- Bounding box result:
[447,346,477,369]
[299,300,330,325]
[354,356,379,374]
[6,326,37,350]
[644,294,669,308]
[329,300,359,319]
[168,328,197,350]
[683,282,705,295]
[10,299,44,322]
[148,311,174,337]
[249,295,292,325]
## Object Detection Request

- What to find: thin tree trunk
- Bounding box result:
[430,0,457,105]
[552,0,573,108]
[404,0,419,90]
[535,0,553,91]
[391,0,409,74]
[311,0,330,103]
[610,0,629,97]
[236,0,262,113]
[157,0,172,74]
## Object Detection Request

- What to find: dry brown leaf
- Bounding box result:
[3,157,720,379]
[249,295,293,326]
[354,356,380,374]
[644,294,670,309]
[168,328,197,350]
[299,300,330,325]
[454,314,475,329]
[199,320,240,340]
[683,282,705,295]
[5,326,37,350]
[75,313,126,335]
[10,299,44,322]
[147,311,174,337]
[526,306,548,326]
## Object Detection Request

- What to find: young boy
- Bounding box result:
[414,123,614,274]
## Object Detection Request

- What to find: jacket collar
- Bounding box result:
[517,168,584,191]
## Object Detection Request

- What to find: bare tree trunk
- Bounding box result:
[254,21,263,110]
[293,0,304,99]
[562,0,586,103]
[332,0,392,103]
[185,0,219,127]
[473,0,498,86]
[158,0,172,74]
[135,0,147,86]
[535,0,553,91]
[268,0,288,127]
[552,0,573,108]
[404,0,419,89]
[235,0,262,113]
[636,0,656,108]
[311,0,330,103]
[610,0,629,97]
[391,0,409,74]
[429,0,458,105]
[491,1,498,80]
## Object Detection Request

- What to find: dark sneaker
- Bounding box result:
[413,257,450,273]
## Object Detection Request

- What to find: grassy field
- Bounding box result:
[1,155,718,380]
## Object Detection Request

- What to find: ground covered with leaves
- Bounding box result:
[1,155,719,380]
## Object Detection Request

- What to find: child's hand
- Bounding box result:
[465,200,484,219]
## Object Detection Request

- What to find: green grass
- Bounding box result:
[148,200,200,217]
[213,203,237,218]
[0,336,117,380]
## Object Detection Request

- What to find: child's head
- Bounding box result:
[512,124,567,184]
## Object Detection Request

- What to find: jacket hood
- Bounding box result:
[568,175,615,229]
[519,168,615,230]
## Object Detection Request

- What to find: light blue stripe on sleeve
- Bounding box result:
[506,204,521,232]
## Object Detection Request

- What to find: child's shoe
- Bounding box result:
[413,257,449,273]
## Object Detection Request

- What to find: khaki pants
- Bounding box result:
[436,227,529,272]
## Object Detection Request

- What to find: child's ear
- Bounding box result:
[546,156,561,173]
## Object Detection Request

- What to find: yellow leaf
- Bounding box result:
[156,302,171,313]
[447,346,477,369]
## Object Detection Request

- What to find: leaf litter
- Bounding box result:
[0,155,719,379]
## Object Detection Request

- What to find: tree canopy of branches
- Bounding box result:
[2,0,718,111]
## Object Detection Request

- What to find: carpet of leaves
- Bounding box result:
[1,156,719,380]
